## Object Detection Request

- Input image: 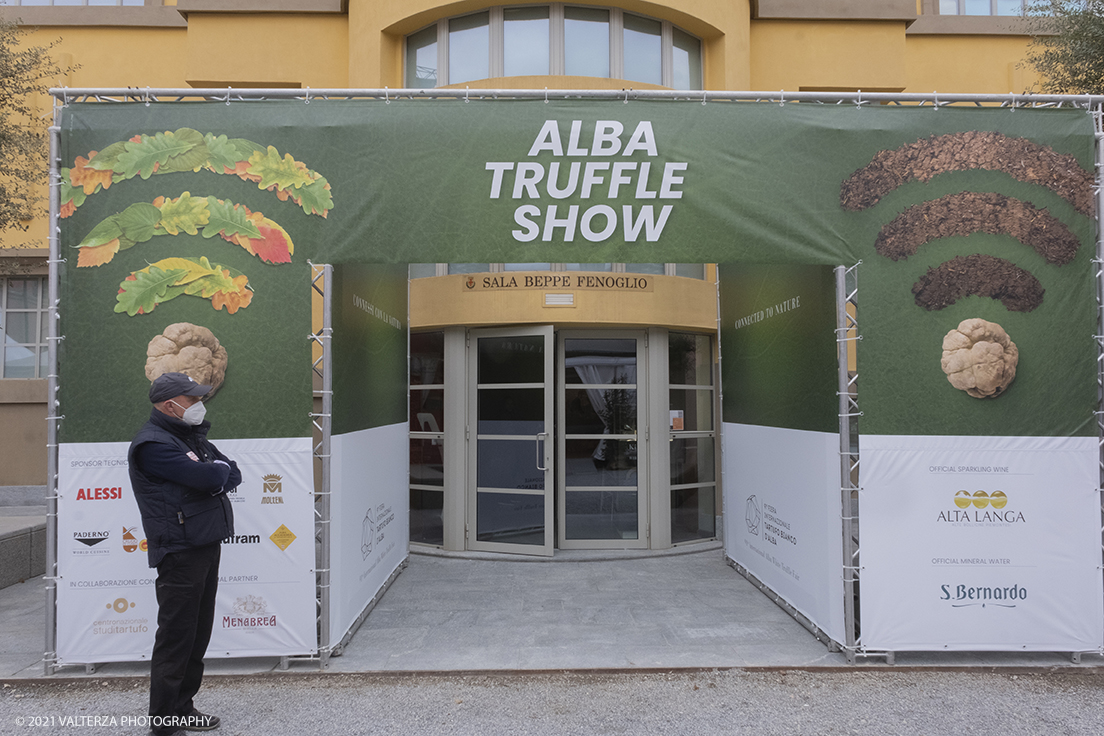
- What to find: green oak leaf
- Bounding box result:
[59,173,87,209]
[203,133,243,172]
[202,197,262,241]
[247,146,314,191]
[114,266,188,316]
[157,193,210,236]
[154,129,210,174]
[114,203,162,244]
[115,129,202,180]
[85,140,130,171]
[75,217,123,249]
[293,177,334,216]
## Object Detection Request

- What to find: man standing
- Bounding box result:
[129,372,239,735]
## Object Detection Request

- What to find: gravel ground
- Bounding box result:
[3,669,1103,736]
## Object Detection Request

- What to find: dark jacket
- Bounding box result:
[128,409,239,568]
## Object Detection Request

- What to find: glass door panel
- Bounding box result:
[468,326,554,556]
[558,332,647,548]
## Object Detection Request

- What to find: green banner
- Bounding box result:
[331,263,409,435]
[719,264,839,433]
[57,100,1091,267]
[57,99,1097,439]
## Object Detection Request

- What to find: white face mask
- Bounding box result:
[172,399,207,426]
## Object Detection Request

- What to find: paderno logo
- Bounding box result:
[937,490,1024,524]
[940,583,1026,609]
[73,530,110,555]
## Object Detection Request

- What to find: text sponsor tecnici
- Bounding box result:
[486,120,686,243]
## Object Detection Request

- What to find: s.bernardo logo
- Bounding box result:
[940,583,1026,609]
[937,490,1025,525]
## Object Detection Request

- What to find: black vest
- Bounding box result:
[128,411,234,568]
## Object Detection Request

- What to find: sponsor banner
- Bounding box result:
[723,424,845,644]
[57,438,316,664]
[329,425,409,646]
[859,434,1103,651]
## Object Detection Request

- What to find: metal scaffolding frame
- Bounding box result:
[835,264,866,663]
[42,88,1104,672]
[1095,104,1104,666]
[309,263,334,670]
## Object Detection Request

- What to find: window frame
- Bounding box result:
[405,4,702,90]
[1,276,48,380]
[938,0,1027,14]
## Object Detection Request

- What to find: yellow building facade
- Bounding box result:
[1,0,1046,552]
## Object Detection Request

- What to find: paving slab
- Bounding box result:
[2,543,1103,680]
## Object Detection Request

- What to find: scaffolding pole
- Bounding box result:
[44,116,62,677]
[1095,103,1104,662]
[835,264,861,663]
[310,264,334,669]
[48,87,1104,108]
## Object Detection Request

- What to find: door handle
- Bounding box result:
[536,432,548,471]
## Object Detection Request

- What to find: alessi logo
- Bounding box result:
[75,487,123,501]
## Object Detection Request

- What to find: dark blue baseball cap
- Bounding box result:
[149,372,211,403]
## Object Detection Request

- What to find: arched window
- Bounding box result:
[405,5,702,90]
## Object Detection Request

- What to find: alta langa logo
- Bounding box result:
[937,490,1025,525]
[940,583,1027,609]
[223,595,277,629]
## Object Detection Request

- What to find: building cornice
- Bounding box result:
[174,0,346,14]
[752,0,917,23]
[6,7,187,28]
[907,15,1045,36]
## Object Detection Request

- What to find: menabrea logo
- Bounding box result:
[73,530,110,555]
[938,490,1024,525]
[744,495,761,536]
[261,473,283,505]
[940,583,1027,609]
[223,594,277,629]
[75,486,123,501]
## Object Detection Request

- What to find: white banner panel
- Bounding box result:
[329,424,410,647]
[860,434,1103,652]
[57,438,317,664]
[723,423,845,643]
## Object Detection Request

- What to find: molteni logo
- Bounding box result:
[73,530,110,555]
[75,486,123,501]
[261,474,283,505]
[223,595,277,629]
[937,491,1025,525]
[940,583,1027,609]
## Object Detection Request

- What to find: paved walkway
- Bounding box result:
[2,543,1102,680]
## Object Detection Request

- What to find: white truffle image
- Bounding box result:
[145,323,228,397]
[940,318,1018,399]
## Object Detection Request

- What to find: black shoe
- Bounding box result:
[180,709,220,731]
